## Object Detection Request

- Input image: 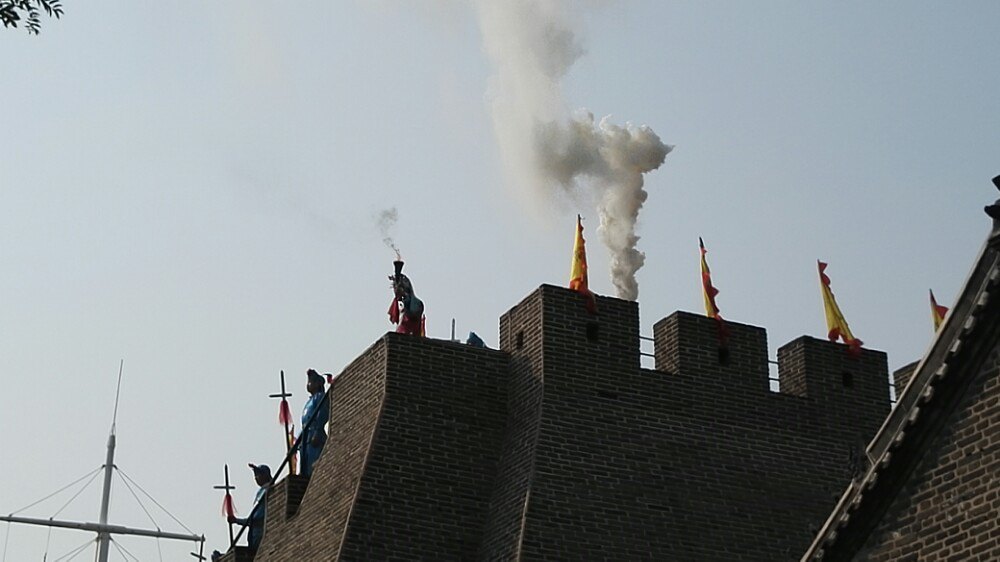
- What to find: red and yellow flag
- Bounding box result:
[700,238,729,345]
[818,261,862,354]
[930,289,948,331]
[569,215,596,313]
[700,237,721,318]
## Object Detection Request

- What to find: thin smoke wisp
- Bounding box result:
[377,207,401,259]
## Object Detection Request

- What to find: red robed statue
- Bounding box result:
[388,260,425,336]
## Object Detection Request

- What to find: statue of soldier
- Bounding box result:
[228,464,271,553]
[300,369,329,477]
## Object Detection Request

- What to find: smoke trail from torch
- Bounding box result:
[377,207,402,260]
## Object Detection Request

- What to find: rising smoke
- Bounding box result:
[377,207,401,259]
[474,0,672,301]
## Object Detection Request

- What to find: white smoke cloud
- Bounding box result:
[474,0,672,301]
[376,207,401,259]
[537,112,670,300]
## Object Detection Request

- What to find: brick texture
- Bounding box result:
[478,289,546,559]
[855,344,1000,561]
[892,361,920,396]
[230,285,892,561]
[254,334,509,561]
[499,286,889,561]
[253,338,388,561]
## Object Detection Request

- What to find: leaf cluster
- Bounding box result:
[1,0,63,35]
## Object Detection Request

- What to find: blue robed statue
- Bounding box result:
[300,369,329,477]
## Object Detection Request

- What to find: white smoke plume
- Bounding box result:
[537,113,671,300]
[377,207,401,259]
[475,0,672,301]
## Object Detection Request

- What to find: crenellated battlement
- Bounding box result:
[501,284,890,412]
[244,284,894,561]
[654,311,770,391]
[486,285,891,559]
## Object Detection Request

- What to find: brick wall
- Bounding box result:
[255,334,509,561]
[491,286,890,561]
[479,289,546,559]
[892,361,919,395]
[654,311,769,392]
[337,335,508,560]
[778,336,891,444]
[855,343,1000,561]
[237,285,894,561]
[254,338,388,561]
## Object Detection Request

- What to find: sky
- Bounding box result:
[1,1,998,559]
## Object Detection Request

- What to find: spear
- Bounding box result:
[287,425,298,475]
[269,370,295,474]
[213,464,236,547]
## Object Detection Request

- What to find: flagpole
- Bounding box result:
[225,465,233,546]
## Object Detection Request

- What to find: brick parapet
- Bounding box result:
[217,546,253,562]
[240,284,897,561]
[479,289,546,560]
[778,336,890,442]
[256,334,510,560]
[654,311,770,392]
[253,338,388,562]
[892,360,919,396]
[499,286,891,560]
[338,335,509,560]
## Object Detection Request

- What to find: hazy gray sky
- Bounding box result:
[2,1,998,558]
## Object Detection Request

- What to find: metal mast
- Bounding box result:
[94,360,124,562]
[0,361,205,561]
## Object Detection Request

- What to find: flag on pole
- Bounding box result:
[221,493,236,518]
[700,237,722,319]
[930,289,948,331]
[278,398,293,427]
[215,464,238,545]
[569,215,597,314]
[818,261,863,355]
[699,237,729,346]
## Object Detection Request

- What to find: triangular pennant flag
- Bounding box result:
[818,260,863,355]
[700,237,721,318]
[930,289,949,331]
[568,215,597,314]
[700,237,729,347]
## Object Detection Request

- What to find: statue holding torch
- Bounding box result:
[388,259,425,336]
